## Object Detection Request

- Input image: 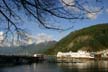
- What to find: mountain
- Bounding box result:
[21,41,57,55]
[0,41,56,55]
[45,24,108,55]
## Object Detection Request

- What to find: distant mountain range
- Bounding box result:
[0,41,56,55]
[45,24,108,55]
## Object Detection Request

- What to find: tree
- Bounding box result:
[0,0,104,45]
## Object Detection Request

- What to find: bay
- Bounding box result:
[0,61,108,72]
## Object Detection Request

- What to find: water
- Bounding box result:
[0,61,108,72]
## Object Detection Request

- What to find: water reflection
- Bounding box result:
[0,61,108,72]
[30,63,61,72]
[0,63,60,72]
[57,61,108,72]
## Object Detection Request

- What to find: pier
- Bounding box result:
[0,54,44,64]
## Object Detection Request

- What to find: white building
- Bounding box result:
[57,50,94,59]
[97,49,108,58]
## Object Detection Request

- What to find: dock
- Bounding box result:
[0,54,44,64]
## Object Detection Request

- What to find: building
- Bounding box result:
[95,49,108,59]
[57,50,94,59]
[57,50,108,62]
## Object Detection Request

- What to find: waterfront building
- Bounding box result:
[95,49,108,58]
[57,50,94,59]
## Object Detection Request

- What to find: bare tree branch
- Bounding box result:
[0,0,105,46]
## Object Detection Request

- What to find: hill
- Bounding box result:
[45,24,108,55]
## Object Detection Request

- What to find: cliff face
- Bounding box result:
[45,24,108,55]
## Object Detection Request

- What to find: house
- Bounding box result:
[94,49,108,59]
[102,50,108,58]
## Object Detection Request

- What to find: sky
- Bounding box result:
[22,11,108,41]
[1,0,108,42]
[21,0,108,42]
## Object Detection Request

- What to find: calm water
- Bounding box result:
[0,61,108,72]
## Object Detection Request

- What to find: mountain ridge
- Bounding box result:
[45,24,108,55]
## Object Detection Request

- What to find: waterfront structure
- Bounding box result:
[102,52,108,58]
[57,50,94,59]
[57,49,108,62]
[33,54,44,61]
[95,49,108,59]
[33,54,43,57]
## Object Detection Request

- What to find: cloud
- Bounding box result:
[0,31,3,35]
[87,13,97,19]
[60,0,80,12]
[61,0,102,19]
[0,31,4,41]
[84,6,101,19]
[62,0,75,6]
[35,33,53,44]
[11,33,54,45]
